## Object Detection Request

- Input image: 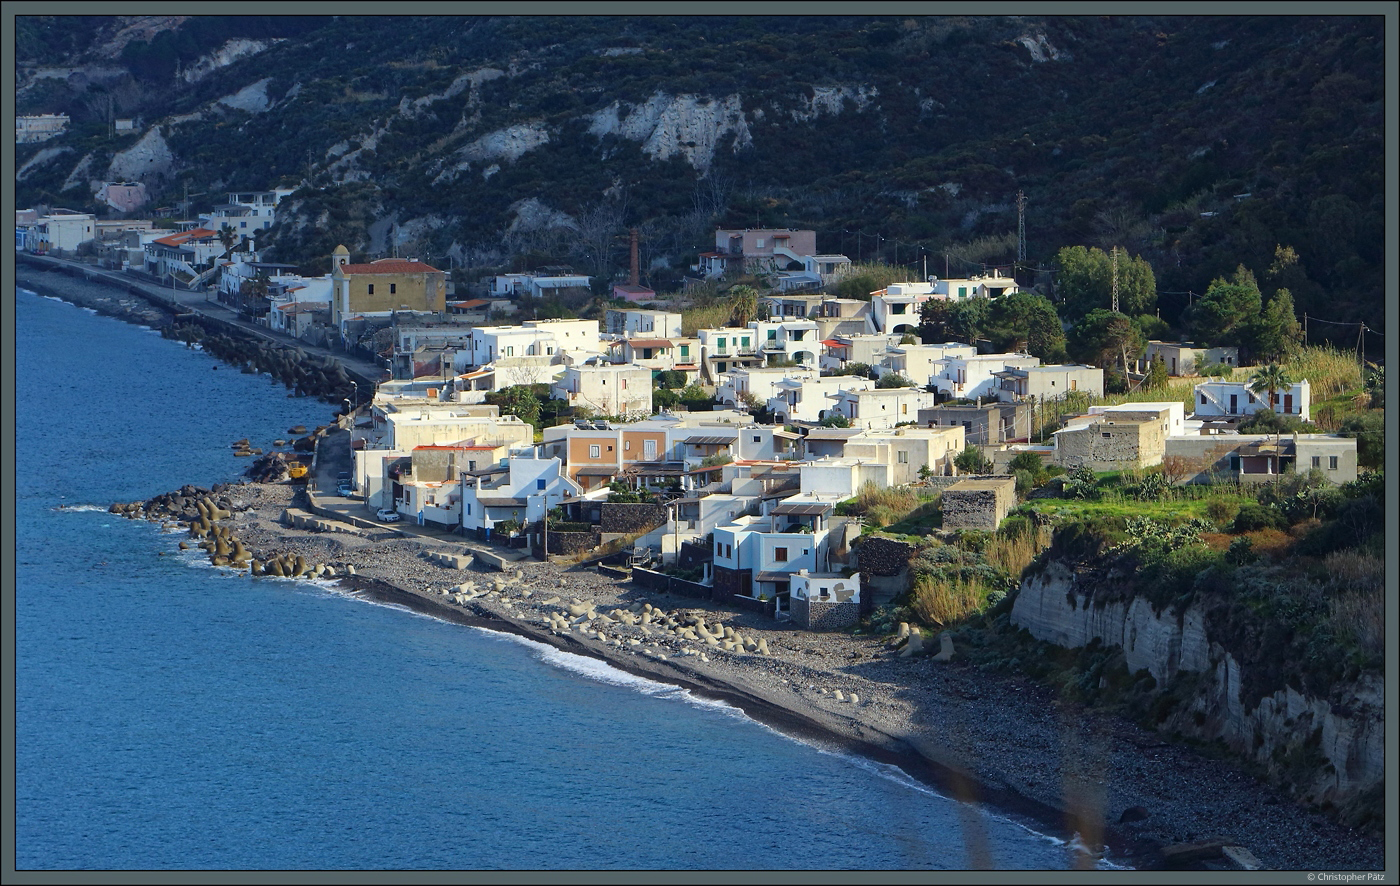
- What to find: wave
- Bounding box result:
[472,626,749,717]
[54,504,111,513]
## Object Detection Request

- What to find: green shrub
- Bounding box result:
[1233,501,1288,532]
[1205,498,1240,526]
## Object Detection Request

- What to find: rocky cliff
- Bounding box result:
[1011,561,1384,815]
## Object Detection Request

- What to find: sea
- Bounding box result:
[13,285,1087,871]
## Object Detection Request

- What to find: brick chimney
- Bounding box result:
[629,227,639,287]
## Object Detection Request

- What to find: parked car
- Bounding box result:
[337,481,353,496]
[375,508,401,523]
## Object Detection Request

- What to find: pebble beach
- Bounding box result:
[164,480,1384,873]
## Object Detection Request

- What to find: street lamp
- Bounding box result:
[350,380,358,409]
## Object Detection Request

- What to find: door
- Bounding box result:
[1229,394,1238,413]
[1283,394,1293,414]
[644,439,657,460]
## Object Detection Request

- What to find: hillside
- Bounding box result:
[14,14,1385,342]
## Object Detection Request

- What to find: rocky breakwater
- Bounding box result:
[1011,559,1384,824]
[163,320,359,404]
[110,479,342,581]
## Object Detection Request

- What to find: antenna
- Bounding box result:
[1111,245,1119,314]
[1016,189,1027,263]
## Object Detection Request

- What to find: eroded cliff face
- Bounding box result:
[1011,562,1383,811]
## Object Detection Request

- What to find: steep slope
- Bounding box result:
[14,14,1384,335]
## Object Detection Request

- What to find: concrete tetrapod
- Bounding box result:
[900,628,924,658]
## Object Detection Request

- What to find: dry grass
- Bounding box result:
[681,302,734,337]
[854,482,920,514]
[1321,550,1384,659]
[986,525,1048,577]
[911,573,989,627]
[1286,346,1363,399]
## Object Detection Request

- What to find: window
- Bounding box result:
[753,435,761,443]
[768,329,777,340]
[465,504,471,515]
[1312,456,1321,468]
[505,346,514,357]
[958,286,967,297]
[625,440,631,451]
[680,345,689,357]
[741,336,751,348]
[367,284,375,295]
[589,445,601,458]
[774,547,788,562]
[622,379,627,389]
[239,221,247,229]
[755,238,765,248]
[897,451,908,463]
[390,283,397,295]
[1200,394,1207,405]
[536,478,546,490]
[1330,456,1339,470]
[1229,455,1241,472]
[1103,432,1112,438]
[468,461,477,471]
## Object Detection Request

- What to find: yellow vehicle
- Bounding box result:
[287,462,309,480]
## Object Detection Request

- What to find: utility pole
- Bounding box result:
[1016,189,1027,263]
[1303,313,1308,346]
[1111,245,1119,313]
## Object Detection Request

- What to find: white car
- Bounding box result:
[375,508,401,523]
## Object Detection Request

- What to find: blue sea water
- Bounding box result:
[14,287,1081,871]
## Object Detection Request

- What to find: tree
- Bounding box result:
[1054,245,1156,321]
[726,285,760,327]
[819,412,851,428]
[1069,309,1144,380]
[488,385,541,428]
[1248,288,1304,363]
[217,224,237,256]
[985,292,1066,360]
[1248,363,1293,412]
[899,333,919,345]
[1190,265,1263,349]
[1144,355,1170,390]
[876,372,915,388]
[954,446,993,474]
[1339,412,1384,469]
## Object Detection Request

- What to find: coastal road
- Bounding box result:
[18,254,388,394]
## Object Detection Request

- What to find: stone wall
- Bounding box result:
[631,566,712,601]
[1056,418,1164,471]
[543,527,600,556]
[600,501,668,534]
[791,596,859,631]
[712,564,750,602]
[677,540,712,571]
[940,477,1015,530]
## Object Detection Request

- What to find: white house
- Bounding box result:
[552,361,654,416]
[712,495,839,600]
[827,387,942,430]
[717,366,819,409]
[991,364,1104,403]
[768,375,875,425]
[1194,378,1311,422]
[870,287,930,335]
[460,455,583,536]
[931,353,1041,401]
[605,308,683,338]
[819,333,905,372]
[25,209,96,255]
[753,318,822,366]
[878,342,977,387]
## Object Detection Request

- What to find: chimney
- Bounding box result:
[630,228,640,287]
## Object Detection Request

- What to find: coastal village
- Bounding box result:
[16,194,1379,871]
[17,196,1361,634]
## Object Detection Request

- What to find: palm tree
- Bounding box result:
[726,284,759,327]
[1248,363,1293,413]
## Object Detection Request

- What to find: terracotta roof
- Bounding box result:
[626,339,673,350]
[450,299,491,309]
[153,228,218,247]
[820,339,844,348]
[340,260,441,274]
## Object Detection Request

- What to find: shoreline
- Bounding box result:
[331,570,1089,860]
[171,482,1382,873]
[24,273,1382,872]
